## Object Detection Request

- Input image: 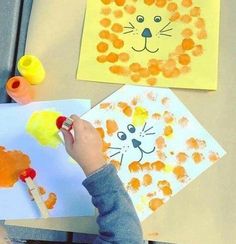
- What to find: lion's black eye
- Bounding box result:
[154,16,162,23]
[117,131,127,141]
[136,15,144,23]
[127,124,136,133]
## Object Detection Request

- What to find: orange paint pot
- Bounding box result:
[6,76,33,105]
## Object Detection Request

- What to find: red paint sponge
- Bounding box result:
[56,116,67,129]
[20,168,36,182]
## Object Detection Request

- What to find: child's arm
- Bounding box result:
[61,115,143,244]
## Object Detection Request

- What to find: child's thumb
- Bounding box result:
[61,129,74,153]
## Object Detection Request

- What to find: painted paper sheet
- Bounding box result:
[0,100,94,220]
[77,0,220,90]
[82,85,226,221]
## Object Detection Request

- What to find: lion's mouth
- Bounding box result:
[137,145,156,162]
[132,37,159,54]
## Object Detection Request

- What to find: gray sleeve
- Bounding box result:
[83,164,143,244]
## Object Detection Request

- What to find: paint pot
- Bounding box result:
[6,76,34,105]
[17,55,45,85]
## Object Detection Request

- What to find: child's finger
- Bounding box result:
[61,129,74,153]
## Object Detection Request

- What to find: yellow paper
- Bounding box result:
[77,0,220,90]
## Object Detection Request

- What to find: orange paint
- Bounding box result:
[195,18,205,28]
[139,68,150,78]
[176,152,188,163]
[124,5,136,14]
[141,162,152,171]
[147,192,157,198]
[162,186,172,196]
[44,193,57,209]
[190,7,201,17]
[96,127,105,139]
[157,180,170,188]
[161,97,170,106]
[106,120,118,135]
[181,28,193,37]
[170,12,180,22]
[110,160,121,171]
[129,161,142,172]
[147,78,157,86]
[143,174,152,186]
[119,52,130,62]
[97,42,109,53]
[149,198,163,211]
[163,111,174,123]
[192,152,204,164]
[164,125,173,137]
[197,29,207,39]
[102,140,111,152]
[118,102,128,109]
[192,45,204,56]
[151,161,165,171]
[128,178,141,192]
[114,0,126,6]
[123,105,132,117]
[113,10,123,18]
[111,23,123,33]
[101,7,111,15]
[129,63,141,72]
[152,113,161,120]
[186,137,199,149]
[156,136,166,150]
[155,0,167,8]
[180,14,192,23]
[148,64,160,75]
[100,18,111,27]
[173,166,187,180]
[167,2,178,12]
[182,0,192,8]
[99,30,110,39]
[113,39,124,48]
[182,38,195,50]
[208,152,220,163]
[0,147,30,188]
[107,52,119,62]
[101,0,112,4]
[144,0,155,5]
[157,150,167,161]
[97,55,107,63]
[131,74,141,82]
[178,54,191,65]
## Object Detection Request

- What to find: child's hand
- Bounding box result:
[61,115,106,176]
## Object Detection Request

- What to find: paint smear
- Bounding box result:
[0,146,30,188]
[132,106,148,126]
[26,110,62,148]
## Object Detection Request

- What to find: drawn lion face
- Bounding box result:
[97,0,207,86]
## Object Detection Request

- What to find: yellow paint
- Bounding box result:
[78,0,220,90]
[132,106,148,126]
[26,110,61,148]
[17,55,45,85]
[164,164,174,173]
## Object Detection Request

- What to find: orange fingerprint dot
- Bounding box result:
[113,10,123,18]
[101,7,111,15]
[162,186,172,196]
[151,161,165,171]
[107,52,119,63]
[97,42,108,53]
[181,28,193,37]
[100,18,111,28]
[45,193,57,209]
[152,113,161,120]
[111,23,123,33]
[113,39,124,48]
[195,18,205,28]
[143,174,152,186]
[192,152,204,164]
[172,68,180,78]
[180,65,191,74]
[102,140,111,152]
[181,15,192,23]
[147,78,157,86]
[173,166,186,180]
[148,59,159,66]
[129,63,141,72]
[141,162,152,171]
[164,59,176,70]
[182,38,195,50]
[190,7,201,17]
[186,137,199,149]
[208,152,220,163]
[109,33,118,42]
[97,55,107,63]
[119,52,130,62]
[114,0,126,6]
[144,0,155,5]
[163,111,174,123]
[162,69,173,78]
[96,127,105,139]
[164,126,173,136]
[176,152,188,163]
[170,12,180,22]
[129,161,142,173]
[101,0,112,4]
[158,180,170,188]
[192,45,203,56]
[148,64,160,75]
[128,178,141,192]
[197,29,207,39]
[178,54,191,65]
[156,136,166,149]
[149,198,163,211]
[123,105,132,116]
[99,30,110,39]
[124,5,136,14]
[178,117,189,127]
[100,102,111,109]
[110,160,121,171]
[110,65,128,75]
[155,0,167,8]
[182,0,192,7]
[118,102,128,109]
[131,74,141,82]
[106,120,118,135]
[139,68,150,78]
[167,2,178,12]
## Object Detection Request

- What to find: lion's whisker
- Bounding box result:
[109,147,122,150]
[120,153,124,166]
[159,21,171,32]
[145,132,156,136]
[160,28,173,33]
[160,33,172,37]
[142,122,147,132]
[109,151,121,158]
[123,30,134,34]
[144,126,154,133]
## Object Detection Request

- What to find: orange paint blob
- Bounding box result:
[148,64,160,75]
[208,152,220,163]
[163,111,174,123]
[99,30,110,39]
[182,38,195,50]
[131,74,141,82]
[197,29,207,39]
[178,117,189,127]
[101,7,112,15]
[0,147,31,188]
[130,63,141,72]
[113,39,124,48]
[141,162,152,171]
[162,186,172,196]
[124,5,136,14]
[152,113,161,120]
[114,0,126,6]
[192,45,204,56]
[110,160,121,171]
[113,10,123,18]
[44,193,57,209]
[182,0,192,8]
[129,161,142,172]
[178,54,191,65]
[97,55,107,63]
[181,28,193,38]
[164,125,173,137]
[176,152,188,163]
[157,180,170,188]
[96,127,105,139]
[151,161,165,171]
[111,23,123,33]
[190,7,201,17]
[143,174,152,186]
[106,120,118,135]
[119,52,130,62]
[170,12,180,22]
[195,18,205,28]
[100,103,111,109]
[101,0,112,4]
[155,136,166,149]
[97,42,109,53]
[107,52,119,62]
[147,78,157,86]
[139,68,150,78]
[167,2,178,12]
[192,152,204,164]
[100,18,111,27]
[102,140,111,152]
[180,14,192,23]
[144,0,155,5]
[157,150,167,161]
[128,178,141,192]
[123,105,133,117]
[173,166,187,180]
[155,0,167,8]
[149,198,163,211]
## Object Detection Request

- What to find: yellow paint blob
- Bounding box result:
[132,106,149,126]
[164,164,174,173]
[26,110,61,148]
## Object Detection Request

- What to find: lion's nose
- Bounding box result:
[142,28,152,38]
[132,139,142,148]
